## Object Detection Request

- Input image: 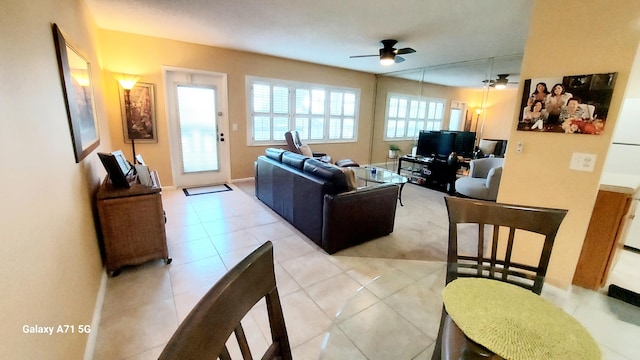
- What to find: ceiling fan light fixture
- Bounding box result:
[380,48,395,66]
[494,83,507,90]
[380,56,395,66]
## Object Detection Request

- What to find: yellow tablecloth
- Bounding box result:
[443,278,600,360]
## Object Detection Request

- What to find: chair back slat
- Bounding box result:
[220,347,231,360]
[476,223,485,277]
[234,323,253,360]
[489,225,499,278]
[502,226,517,282]
[159,241,292,360]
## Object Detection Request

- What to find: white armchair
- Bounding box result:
[454,157,504,201]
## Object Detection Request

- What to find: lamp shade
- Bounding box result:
[115,73,140,90]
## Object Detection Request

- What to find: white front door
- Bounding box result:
[164,68,230,188]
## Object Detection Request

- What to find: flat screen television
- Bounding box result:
[416,131,456,158]
[444,131,476,158]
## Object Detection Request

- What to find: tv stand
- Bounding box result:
[397,155,458,194]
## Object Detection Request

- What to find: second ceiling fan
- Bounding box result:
[482,74,518,89]
[350,39,416,65]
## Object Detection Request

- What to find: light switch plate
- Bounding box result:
[570,152,597,172]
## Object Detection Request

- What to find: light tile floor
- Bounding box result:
[93,181,640,360]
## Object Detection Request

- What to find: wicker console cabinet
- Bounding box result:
[96,178,171,276]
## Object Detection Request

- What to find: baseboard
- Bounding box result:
[231,177,255,184]
[83,269,107,360]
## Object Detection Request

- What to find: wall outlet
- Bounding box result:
[570,152,597,172]
[516,141,524,153]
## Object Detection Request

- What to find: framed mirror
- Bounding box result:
[52,23,100,162]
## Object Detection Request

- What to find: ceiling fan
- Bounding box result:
[482,74,518,89]
[350,39,416,65]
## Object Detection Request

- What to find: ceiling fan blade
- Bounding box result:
[349,54,379,58]
[394,56,405,64]
[396,47,416,55]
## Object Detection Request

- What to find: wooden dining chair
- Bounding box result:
[432,196,567,360]
[159,241,292,360]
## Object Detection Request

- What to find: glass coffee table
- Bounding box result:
[353,166,408,206]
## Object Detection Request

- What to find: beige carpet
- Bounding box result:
[234,179,479,262]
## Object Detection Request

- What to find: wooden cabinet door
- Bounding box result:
[572,188,632,289]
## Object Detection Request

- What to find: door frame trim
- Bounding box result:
[161,66,230,187]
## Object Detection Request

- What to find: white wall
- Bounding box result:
[1,0,108,358]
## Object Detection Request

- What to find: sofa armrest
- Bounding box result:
[485,167,503,200]
[485,167,503,189]
[321,183,399,254]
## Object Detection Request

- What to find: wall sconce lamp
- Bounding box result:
[115,73,140,162]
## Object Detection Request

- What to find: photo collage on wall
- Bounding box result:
[517,72,617,135]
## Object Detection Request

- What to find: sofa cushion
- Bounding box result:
[281,151,309,170]
[336,158,360,167]
[478,139,498,155]
[265,148,286,162]
[298,144,314,157]
[340,167,358,190]
[303,159,349,192]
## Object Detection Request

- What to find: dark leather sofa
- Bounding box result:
[255,148,399,254]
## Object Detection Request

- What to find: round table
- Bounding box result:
[443,278,600,360]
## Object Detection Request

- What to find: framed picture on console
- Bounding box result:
[52,23,100,162]
[517,72,617,135]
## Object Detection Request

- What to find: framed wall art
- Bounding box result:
[120,82,157,143]
[517,72,617,135]
[52,23,100,162]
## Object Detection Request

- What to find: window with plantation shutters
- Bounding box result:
[247,76,359,145]
[384,93,446,140]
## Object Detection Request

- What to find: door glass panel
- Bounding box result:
[449,109,462,130]
[177,85,218,173]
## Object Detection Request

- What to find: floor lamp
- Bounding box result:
[474,108,483,133]
[115,74,140,163]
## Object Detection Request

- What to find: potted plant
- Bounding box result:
[388,144,401,158]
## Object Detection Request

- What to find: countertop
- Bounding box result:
[600,172,640,194]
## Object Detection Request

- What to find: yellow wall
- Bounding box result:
[1,0,109,358]
[98,30,377,184]
[499,0,640,288]
[481,89,519,140]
